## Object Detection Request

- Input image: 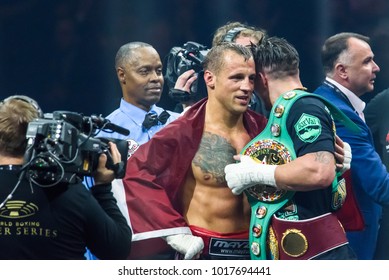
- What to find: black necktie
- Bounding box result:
[142,110,170,130]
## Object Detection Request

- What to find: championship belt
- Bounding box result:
[242,90,298,260]
[242,90,360,260]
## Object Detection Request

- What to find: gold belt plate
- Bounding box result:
[242,139,292,202]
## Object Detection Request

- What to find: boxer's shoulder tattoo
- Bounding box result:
[193,131,236,184]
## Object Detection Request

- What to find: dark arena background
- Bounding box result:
[0,0,388,116]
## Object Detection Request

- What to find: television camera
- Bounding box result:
[24,111,130,187]
[165,41,209,102]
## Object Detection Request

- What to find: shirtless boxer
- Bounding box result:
[122,43,266,259]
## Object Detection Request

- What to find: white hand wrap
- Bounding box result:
[224,155,277,195]
[339,142,352,175]
[165,234,204,260]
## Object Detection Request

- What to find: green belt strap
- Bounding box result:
[247,192,294,259]
[241,90,359,260]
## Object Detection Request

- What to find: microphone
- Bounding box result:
[90,115,130,136]
[103,121,130,136]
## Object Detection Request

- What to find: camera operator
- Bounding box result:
[0,95,132,259]
[168,21,268,116]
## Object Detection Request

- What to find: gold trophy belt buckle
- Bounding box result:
[281,228,308,258]
[242,139,292,202]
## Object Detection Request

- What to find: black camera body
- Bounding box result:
[165,41,209,102]
[24,111,129,187]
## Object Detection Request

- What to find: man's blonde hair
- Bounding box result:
[0,97,40,157]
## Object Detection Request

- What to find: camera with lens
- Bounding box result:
[165,41,209,102]
[24,111,130,187]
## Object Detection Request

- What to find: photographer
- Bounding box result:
[167,21,268,115]
[0,96,132,259]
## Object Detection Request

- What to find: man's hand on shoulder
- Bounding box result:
[334,135,352,175]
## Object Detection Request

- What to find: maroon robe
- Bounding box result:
[122,98,267,258]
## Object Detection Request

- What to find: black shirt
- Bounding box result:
[0,168,132,259]
[276,96,335,220]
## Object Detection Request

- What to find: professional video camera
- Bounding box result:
[23,111,130,187]
[165,41,209,102]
